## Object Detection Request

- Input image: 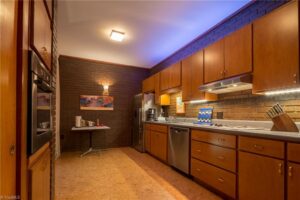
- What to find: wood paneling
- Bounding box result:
[288,143,300,163]
[253,1,299,93]
[239,136,284,159]
[191,130,236,148]
[191,158,236,199]
[0,0,17,196]
[191,141,236,172]
[28,143,50,200]
[204,39,224,83]
[59,56,149,151]
[239,151,284,200]
[287,162,300,200]
[224,24,252,78]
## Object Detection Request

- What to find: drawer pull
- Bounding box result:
[217,156,225,160]
[278,163,283,175]
[217,138,225,142]
[196,149,202,153]
[196,168,201,172]
[288,166,293,177]
[253,144,264,151]
[217,177,224,183]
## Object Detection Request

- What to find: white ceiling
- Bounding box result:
[57,0,251,68]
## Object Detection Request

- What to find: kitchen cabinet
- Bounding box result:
[204,40,224,83]
[144,124,151,152]
[287,162,300,200]
[253,1,299,93]
[182,51,205,101]
[154,73,160,104]
[239,151,284,200]
[28,143,50,200]
[142,76,155,93]
[224,24,252,78]
[288,143,300,163]
[160,62,181,92]
[32,0,52,71]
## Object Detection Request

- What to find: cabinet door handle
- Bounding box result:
[217,177,224,183]
[9,145,16,155]
[278,163,283,175]
[196,168,201,172]
[196,149,202,153]
[217,138,225,142]
[288,166,293,177]
[293,73,297,84]
[253,144,264,151]
[217,156,225,160]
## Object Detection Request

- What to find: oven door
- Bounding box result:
[29,73,53,155]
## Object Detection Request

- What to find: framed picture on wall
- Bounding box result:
[176,96,185,114]
[80,95,114,110]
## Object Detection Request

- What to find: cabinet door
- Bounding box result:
[253,1,299,93]
[32,0,52,71]
[204,39,225,83]
[182,56,192,101]
[142,76,155,93]
[224,24,252,78]
[154,73,161,104]
[150,131,157,156]
[29,147,51,200]
[191,50,205,100]
[169,62,181,89]
[144,129,151,152]
[239,151,284,200]
[156,132,167,161]
[160,68,170,91]
[287,162,300,200]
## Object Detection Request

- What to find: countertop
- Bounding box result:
[143,120,300,142]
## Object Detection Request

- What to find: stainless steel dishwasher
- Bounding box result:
[168,126,190,174]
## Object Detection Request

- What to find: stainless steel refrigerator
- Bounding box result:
[132,94,144,152]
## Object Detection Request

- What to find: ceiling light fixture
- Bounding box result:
[264,88,300,96]
[110,30,125,42]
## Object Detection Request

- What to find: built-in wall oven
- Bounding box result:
[28,51,53,155]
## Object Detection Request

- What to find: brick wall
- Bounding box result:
[59,56,149,151]
[168,91,300,122]
[51,0,58,199]
[151,0,287,74]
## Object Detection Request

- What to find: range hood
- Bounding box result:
[199,74,252,94]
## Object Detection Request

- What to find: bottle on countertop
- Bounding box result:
[96,118,100,126]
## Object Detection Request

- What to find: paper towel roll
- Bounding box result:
[75,116,82,127]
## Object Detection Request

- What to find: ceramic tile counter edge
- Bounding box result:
[143,121,300,142]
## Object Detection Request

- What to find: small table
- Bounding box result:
[71,126,110,157]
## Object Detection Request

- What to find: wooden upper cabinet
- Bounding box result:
[253,1,299,93]
[169,62,181,89]
[160,67,170,91]
[224,24,252,78]
[154,73,161,104]
[239,151,284,200]
[204,39,225,83]
[32,0,52,71]
[182,51,205,101]
[160,62,181,92]
[142,76,155,93]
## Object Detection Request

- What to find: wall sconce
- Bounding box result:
[103,85,109,96]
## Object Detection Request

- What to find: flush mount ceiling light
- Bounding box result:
[110,30,125,42]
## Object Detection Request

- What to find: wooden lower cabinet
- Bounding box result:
[191,158,236,198]
[287,162,300,200]
[28,143,50,200]
[150,131,167,161]
[239,151,284,200]
[144,129,151,152]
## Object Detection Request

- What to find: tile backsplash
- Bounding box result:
[168,90,300,122]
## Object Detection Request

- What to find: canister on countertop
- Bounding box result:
[75,116,82,127]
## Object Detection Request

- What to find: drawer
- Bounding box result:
[144,123,151,130]
[191,129,236,148]
[239,136,284,159]
[151,124,168,133]
[191,141,236,172]
[191,158,236,199]
[288,143,300,163]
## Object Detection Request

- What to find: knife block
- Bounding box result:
[271,113,299,132]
